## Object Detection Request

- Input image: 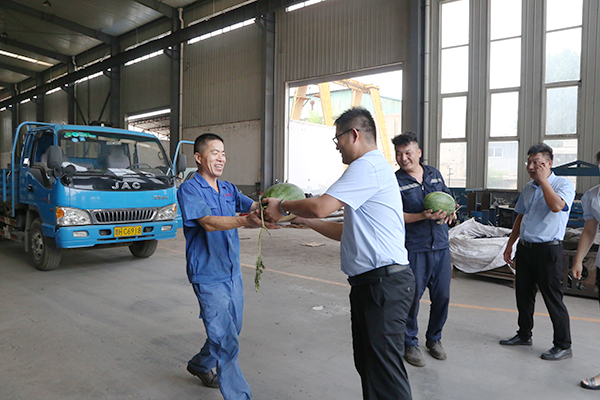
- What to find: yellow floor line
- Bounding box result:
[162,245,600,324]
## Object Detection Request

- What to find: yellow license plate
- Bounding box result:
[114,225,142,238]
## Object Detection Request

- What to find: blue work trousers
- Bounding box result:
[404,248,452,347]
[189,274,251,400]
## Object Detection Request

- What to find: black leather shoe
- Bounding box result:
[499,334,532,346]
[541,346,572,361]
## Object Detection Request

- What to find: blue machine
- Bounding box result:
[552,160,600,228]
[1,122,187,271]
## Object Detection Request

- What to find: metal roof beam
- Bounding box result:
[0,0,114,44]
[0,0,305,107]
[0,36,70,63]
[132,0,176,18]
[0,61,39,77]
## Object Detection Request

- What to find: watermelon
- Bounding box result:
[423,191,456,215]
[261,182,306,222]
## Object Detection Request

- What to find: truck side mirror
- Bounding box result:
[176,153,187,175]
[46,146,64,169]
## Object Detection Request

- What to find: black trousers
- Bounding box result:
[515,242,571,349]
[349,266,415,400]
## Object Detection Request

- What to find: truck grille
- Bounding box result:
[91,208,157,224]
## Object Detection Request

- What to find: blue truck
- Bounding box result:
[1,122,186,271]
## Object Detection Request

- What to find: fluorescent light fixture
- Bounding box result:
[127,108,170,121]
[20,98,31,104]
[287,0,325,12]
[74,71,104,84]
[188,19,255,44]
[0,50,53,67]
[46,87,62,95]
[124,49,164,66]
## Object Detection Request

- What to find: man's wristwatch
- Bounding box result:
[278,199,290,217]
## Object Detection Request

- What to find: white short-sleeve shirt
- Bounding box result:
[326,150,410,277]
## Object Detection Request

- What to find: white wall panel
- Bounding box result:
[181,119,261,192]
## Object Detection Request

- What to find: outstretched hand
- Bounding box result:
[247,208,280,229]
[261,197,283,222]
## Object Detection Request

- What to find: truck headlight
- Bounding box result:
[155,204,177,221]
[56,207,91,226]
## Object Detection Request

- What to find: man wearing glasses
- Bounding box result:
[263,107,416,399]
[500,143,575,361]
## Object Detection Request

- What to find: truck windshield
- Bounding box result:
[58,130,170,177]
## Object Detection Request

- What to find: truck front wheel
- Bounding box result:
[30,219,61,271]
[129,240,158,258]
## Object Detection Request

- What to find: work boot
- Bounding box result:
[404,345,426,367]
[426,340,447,360]
[187,365,219,388]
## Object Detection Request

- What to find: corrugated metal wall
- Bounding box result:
[122,55,171,116]
[0,110,11,168]
[273,0,409,180]
[182,23,263,127]
[74,76,111,125]
[44,90,69,124]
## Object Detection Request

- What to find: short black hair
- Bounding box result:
[392,131,419,148]
[334,107,377,144]
[595,150,600,164]
[194,133,224,155]
[527,142,554,161]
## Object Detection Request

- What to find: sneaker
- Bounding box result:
[187,365,219,388]
[426,340,447,360]
[404,345,426,367]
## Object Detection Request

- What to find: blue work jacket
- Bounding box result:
[177,172,254,284]
[395,164,452,253]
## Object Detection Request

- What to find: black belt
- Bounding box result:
[348,264,410,286]
[519,239,562,248]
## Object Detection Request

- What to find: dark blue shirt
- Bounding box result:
[395,164,452,253]
[177,172,254,284]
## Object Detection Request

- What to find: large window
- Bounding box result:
[434,0,586,190]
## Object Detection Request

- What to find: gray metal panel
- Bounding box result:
[74,75,111,125]
[466,0,488,188]
[19,100,36,121]
[122,53,171,115]
[44,89,69,124]
[184,0,251,24]
[182,22,262,127]
[273,0,409,180]
[120,20,172,51]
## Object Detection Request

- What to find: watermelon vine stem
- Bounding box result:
[254,198,270,293]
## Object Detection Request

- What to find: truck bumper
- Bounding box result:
[54,221,177,249]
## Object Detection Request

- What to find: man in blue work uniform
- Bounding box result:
[263,107,416,400]
[500,143,575,361]
[177,133,276,400]
[392,131,453,368]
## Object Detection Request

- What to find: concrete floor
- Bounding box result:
[1,226,600,400]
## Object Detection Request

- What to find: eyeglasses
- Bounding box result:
[332,128,357,145]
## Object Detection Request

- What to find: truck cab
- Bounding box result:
[1,122,184,271]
